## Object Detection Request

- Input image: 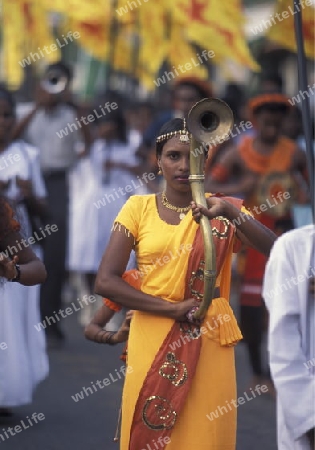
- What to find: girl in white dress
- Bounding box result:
[0,86,48,412]
[68,110,142,325]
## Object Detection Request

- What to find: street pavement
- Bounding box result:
[1,293,277,450]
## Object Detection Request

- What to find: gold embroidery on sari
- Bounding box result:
[142,396,177,430]
[189,260,217,301]
[180,322,202,340]
[159,353,188,387]
[189,260,205,300]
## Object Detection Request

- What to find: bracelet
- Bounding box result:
[185,306,200,324]
[103,331,116,345]
[93,329,116,345]
[9,263,21,282]
[94,329,105,343]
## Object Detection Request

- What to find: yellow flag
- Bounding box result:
[115,0,138,25]
[24,1,61,64]
[112,25,134,74]
[268,0,314,60]
[43,0,111,61]
[1,0,63,89]
[42,0,110,22]
[66,17,111,61]
[137,2,168,84]
[170,0,260,71]
[2,0,26,89]
[168,23,208,81]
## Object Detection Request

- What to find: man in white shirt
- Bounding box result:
[263,225,315,449]
[14,62,90,348]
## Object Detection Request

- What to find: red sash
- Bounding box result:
[129,197,243,449]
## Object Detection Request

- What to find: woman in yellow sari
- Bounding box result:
[95,117,276,450]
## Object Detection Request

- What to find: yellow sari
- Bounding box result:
[114,194,243,450]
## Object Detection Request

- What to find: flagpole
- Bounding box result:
[293,0,315,221]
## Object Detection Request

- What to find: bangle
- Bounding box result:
[93,329,116,345]
[94,329,105,343]
[103,331,116,345]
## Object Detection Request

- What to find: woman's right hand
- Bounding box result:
[0,255,19,280]
[169,298,200,322]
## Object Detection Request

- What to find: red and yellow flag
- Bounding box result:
[53,0,112,61]
[268,0,314,60]
[1,0,61,89]
[168,22,209,81]
[2,0,25,89]
[23,1,61,63]
[1,0,261,90]
[112,25,134,74]
[137,1,168,88]
[171,0,259,71]
[42,0,108,22]
[66,18,110,61]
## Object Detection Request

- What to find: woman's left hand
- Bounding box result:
[191,197,227,223]
[0,255,19,280]
[114,310,134,343]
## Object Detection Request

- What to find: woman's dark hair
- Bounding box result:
[156,118,185,157]
[0,84,16,117]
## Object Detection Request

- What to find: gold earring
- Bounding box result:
[158,166,162,175]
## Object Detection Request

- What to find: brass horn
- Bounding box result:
[40,68,68,94]
[187,98,234,145]
[187,98,234,320]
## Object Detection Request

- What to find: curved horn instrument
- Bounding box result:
[187,98,234,320]
[41,68,68,94]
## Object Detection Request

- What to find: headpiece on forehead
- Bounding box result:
[248,92,291,116]
[156,118,191,144]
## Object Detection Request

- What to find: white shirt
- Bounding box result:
[0,140,46,202]
[263,225,315,449]
[23,104,81,172]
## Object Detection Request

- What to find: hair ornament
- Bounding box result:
[156,118,191,144]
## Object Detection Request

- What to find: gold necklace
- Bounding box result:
[161,192,191,220]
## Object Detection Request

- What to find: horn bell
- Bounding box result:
[187,98,234,146]
[41,68,68,95]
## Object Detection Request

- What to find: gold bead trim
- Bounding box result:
[112,222,136,246]
[156,118,191,144]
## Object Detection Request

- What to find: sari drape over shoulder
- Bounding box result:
[113,194,246,450]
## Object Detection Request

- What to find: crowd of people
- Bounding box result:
[0,60,314,449]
